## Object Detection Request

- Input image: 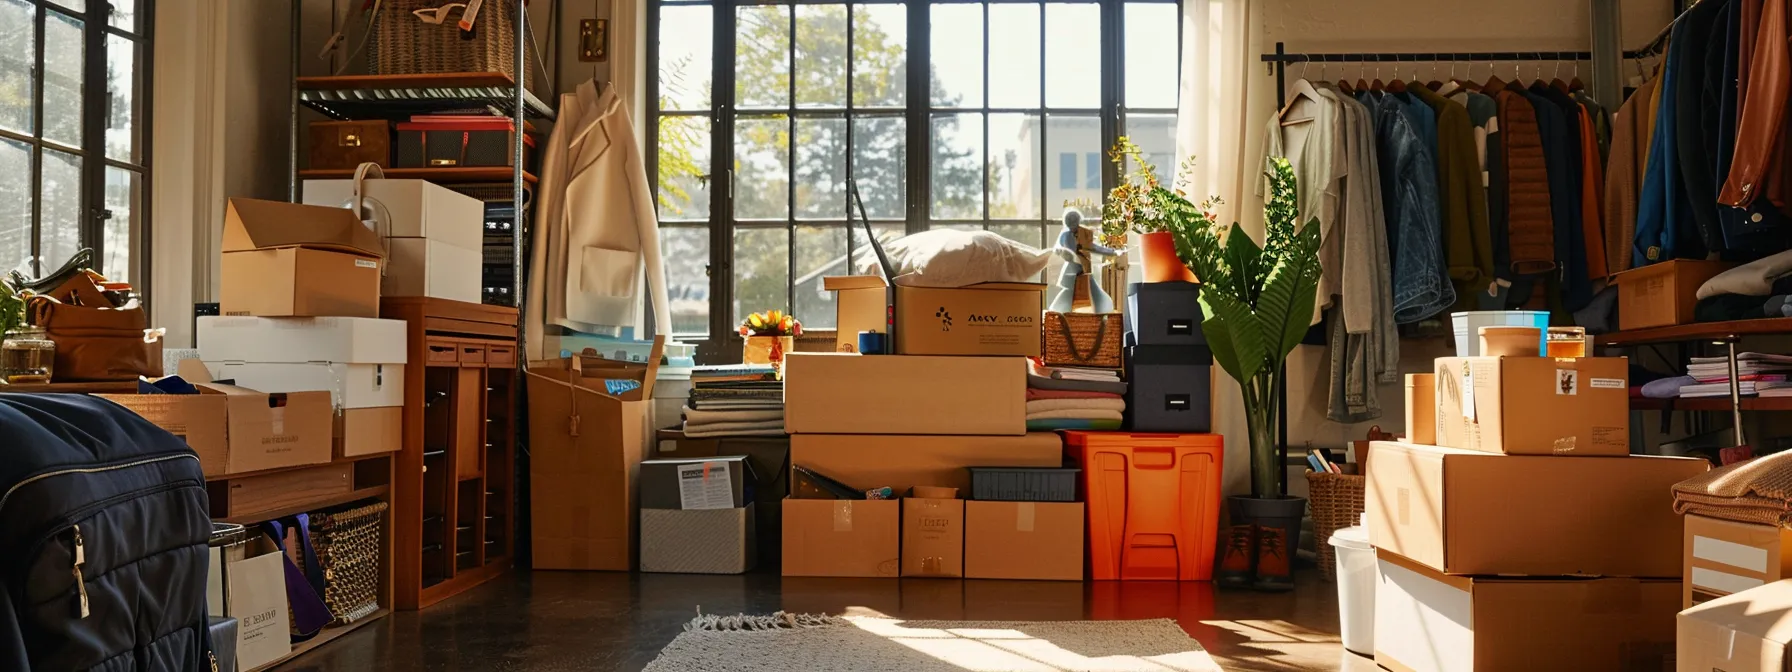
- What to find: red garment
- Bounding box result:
[1577,106,1608,279]
[1721,0,1789,208]
[1025,388,1123,401]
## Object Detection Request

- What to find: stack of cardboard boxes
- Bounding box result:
[1367,354,1708,670]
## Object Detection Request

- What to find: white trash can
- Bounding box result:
[1329,518,1376,656]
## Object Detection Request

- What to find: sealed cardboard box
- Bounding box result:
[1366,441,1706,577]
[1613,259,1735,330]
[301,178,484,249]
[1679,578,1792,672]
[824,276,890,352]
[902,497,964,578]
[383,237,482,303]
[640,503,756,574]
[784,353,1026,435]
[1433,356,1629,456]
[1683,513,1792,608]
[895,283,1046,357]
[965,500,1084,581]
[198,316,407,364]
[781,496,900,577]
[1376,552,1678,672]
[1405,373,1435,444]
[219,198,385,318]
[337,406,401,457]
[100,383,333,476]
[207,361,403,410]
[790,433,1063,493]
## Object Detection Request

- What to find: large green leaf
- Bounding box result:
[1252,217,1324,362]
[1222,223,1264,308]
[1200,287,1265,385]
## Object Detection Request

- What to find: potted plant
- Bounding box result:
[1163,157,1321,592]
[740,310,802,368]
[1103,138,1212,283]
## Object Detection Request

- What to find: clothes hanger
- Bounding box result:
[1338,57,1356,95]
[1483,59,1507,93]
[1549,56,1572,94]
[1386,58,1408,94]
[1370,58,1386,92]
[1424,57,1446,92]
[1279,60,1323,124]
[1359,59,1375,93]
[1569,58,1586,92]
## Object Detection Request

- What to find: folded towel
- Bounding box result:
[682,406,785,424]
[1027,398,1126,414]
[681,419,788,438]
[1024,409,1124,421]
[1672,451,1790,525]
[1028,372,1128,395]
[682,425,789,438]
[687,399,786,411]
[1027,418,1124,431]
[1026,388,1123,401]
[1030,360,1122,381]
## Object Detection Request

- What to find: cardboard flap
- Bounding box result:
[824,276,888,291]
[527,336,664,402]
[222,198,385,258]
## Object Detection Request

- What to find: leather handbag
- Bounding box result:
[25,273,164,382]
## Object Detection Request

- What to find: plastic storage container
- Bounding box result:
[967,467,1080,502]
[1063,431,1224,581]
[1329,518,1376,656]
[1450,310,1549,356]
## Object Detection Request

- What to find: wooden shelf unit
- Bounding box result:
[1596,317,1792,346]
[1631,397,1792,412]
[383,297,519,610]
[297,166,539,185]
[244,608,390,672]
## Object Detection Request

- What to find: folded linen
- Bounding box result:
[1026,398,1125,414]
[1027,418,1124,431]
[1024,409,1124,421]
[1026,388,1123,401]
[1027,372,1127,395]
[681,419,788,438]
[1672,450,1792,525]
[682,425,789,438]
[682,406,785,424]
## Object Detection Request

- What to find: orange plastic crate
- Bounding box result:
[1063,431,1224,581]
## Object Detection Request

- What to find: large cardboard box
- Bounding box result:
[784,353,1026,435]
[781,496,900,577]
[1613,259,1735,330]
[300,178,484,249]
[207,361,403,410]
[1433,356,1629,456]
[789,433,1063,494]
[337,406,401,457]
[902,497,964,578]
[100,383,333,476]
[219,198,385,318]
[1679,579,1792,672]
[824,276,889,353]
[1365,441,1706,577]
[1376,552,1678,672]
[197,316,407,364]
[826,276,1047,356]
[965,500,1084,580]
[1683,513,1792,608]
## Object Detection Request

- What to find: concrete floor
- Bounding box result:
[283,570,1377,671]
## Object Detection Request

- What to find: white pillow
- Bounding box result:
[856,229,1050,288]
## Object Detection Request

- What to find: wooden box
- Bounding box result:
[223,462,354,520]
[1613,259,1735,330]
[309,120,392,171]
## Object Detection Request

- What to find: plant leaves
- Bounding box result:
[1200,287,1264,385]
[1253,217,1324,364]
[1222,223,1264,308]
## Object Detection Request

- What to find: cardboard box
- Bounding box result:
[825,276,890,353]
[781,497,900,577]
[1405,373,1435,444]
[1613,259,1735,330]
[223,537,293,671]
[1433,356,1629,456]
[197,316,407,364]
[1679,579,1792,672]
[1376,552,1678,672]
[300,178,485,250]
[1683,514,1792,608]
[640,503,756,574]
[784,353,1026,435]
[789,433,1063,494]
[639,456,752,510]
[383,237,482,303]
[902,497,964,578]
[896,282,1046,357]
[964,500,1084,580]
[100,384,333,476]
[219,198,385,318]
[1365,441,1707,577]
[337,406,401,457]
[207,361,403,410]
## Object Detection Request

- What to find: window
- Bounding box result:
[649,0,1177,347]
[0,0,150,285]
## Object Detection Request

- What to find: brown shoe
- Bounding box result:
[1253,525,1295,592]
[1215,524,1256,589]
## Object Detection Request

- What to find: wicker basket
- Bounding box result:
[311,501,389,625]
[1042,312,1123,368]
[1306,470,1366,582]
[368,0,546,94]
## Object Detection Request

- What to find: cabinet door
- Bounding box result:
[456,369,483,480]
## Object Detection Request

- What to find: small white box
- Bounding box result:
[198,316,408,364]
[385,237,482,303]
[301,178,484,250]
[207,361,404,409]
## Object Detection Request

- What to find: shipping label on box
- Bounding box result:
[902,498,964,578]
[894,283,1045,357]
[1433,356,1629,456]
[1683,513,1792,609]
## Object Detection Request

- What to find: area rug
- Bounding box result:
[642,612,1223,672]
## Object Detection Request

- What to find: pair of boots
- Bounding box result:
[1216,524,1294,592]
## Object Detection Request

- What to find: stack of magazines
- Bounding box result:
[1681,353,1792,398]
[682,365,785,437]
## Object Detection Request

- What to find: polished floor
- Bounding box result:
[285,570,1376,671]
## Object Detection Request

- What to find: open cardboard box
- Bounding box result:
[100,362,333,476]
[219,198,386,318]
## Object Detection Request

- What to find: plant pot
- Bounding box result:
[1140,231,1196,283]
[1226,494,1306,592]
[742,335,794,366]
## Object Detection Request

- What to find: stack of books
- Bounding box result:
[1681,353,1792,398]
[682,364,785,437]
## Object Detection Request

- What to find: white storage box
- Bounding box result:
[198,316,407,364]
[301,178,483,249]
[207,361,403,409]
[385,237,481,303]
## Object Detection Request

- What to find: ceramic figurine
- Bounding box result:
[1049,208,1120,313]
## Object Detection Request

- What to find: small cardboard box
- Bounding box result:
[784,353,1026,435]
[219,198,385,318]
[824,276,890,353]
[383,237,482,303]
[1433,356,1629,456]
[1404,373,1435,444]
[337,406,401,457]
[100,383,334,476]
[902,497,964,578]
[1365,441,1707,577]
[301,178,485,249]
[1679,578,1792,672]
[964,501,1084,581]
[640,503,756,574]
[1376,552,1678,672]
[1683,513,1792,608]
[1613,259,1736,330]
[781,496,900,577]
[789,433,1063,494]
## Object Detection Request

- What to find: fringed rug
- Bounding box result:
[643,612,1223,672]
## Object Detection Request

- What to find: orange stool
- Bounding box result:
[1063,431,1223,581]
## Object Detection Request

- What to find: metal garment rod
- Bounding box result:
[1724,339,1748,448]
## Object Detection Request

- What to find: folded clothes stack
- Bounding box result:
[684,364,786,438]
[1026,359,1126,431]
[1673,450,1792,526]
[1677,353,1792,398]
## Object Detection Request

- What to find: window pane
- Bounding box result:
[1124,3,1179,109]
[657,115,711,222]
[852,5,906,108]
[56,0,84,11]
[0,0,33,135]
[733,227,790,323]
[105,35,139,163]
[44,11,84,147]
[930,112,983,219]
[988,4,1041,108]
[795,4,847,108]
[734,116,789,220]
[660,226,710,336]
[851,116,905,219]
[794,224,846,329]
[659,5,713,111]
[930,4,982,108]
[988,113,1040,219]
[0,139,31,274]
[1057,153,1077,190]
[795,117,847,218]
[1085,152,1100,189]
[1126,112,1178,184]
[1045,115,1100,213]
[41,148,81,274]
[1044,3,1100,109]
[109,0,135,32]
[736,5,791,109]
[102,166,137,283]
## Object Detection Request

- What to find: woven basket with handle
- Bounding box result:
[1042,312,1122,369]
[311,501,389,625]
[368,0,545,94]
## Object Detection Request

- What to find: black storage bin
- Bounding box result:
[1125,282,1204,346]
[1125,344,1213,433]
[967,467,1080,502]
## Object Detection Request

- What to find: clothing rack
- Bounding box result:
[1262,43,1666,109]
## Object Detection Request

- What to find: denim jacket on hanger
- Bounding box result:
[1360,90,1455,322]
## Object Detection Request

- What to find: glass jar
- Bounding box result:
[1545,326,1589,358]
[2,327,56,384]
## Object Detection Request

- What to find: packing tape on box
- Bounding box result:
[1016,502,1035,532]
[834,501,853,532]
[270,406,285,435]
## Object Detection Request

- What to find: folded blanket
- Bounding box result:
[1027,398,1125,414]
[1026,388,1122,401]
[682,406,785,425]
[1027,418,1124,431]
[687,399,786,411]
[1641,376,1696,399]
[682,425,789,438]
[1672,451,1792,525]
[1024,409,1124,421]
[1030,360,1122,382]
[681,419,788,438]
[1028,372,1127,395]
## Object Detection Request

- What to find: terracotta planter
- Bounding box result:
[1140,231,1196,283]
[742,335,795,366]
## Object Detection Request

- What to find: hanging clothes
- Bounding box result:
[1359,89,1456,323]
[1576,105,1609,280]
[1410,85,1495,313]
[1522,82,1591,312]
[1318,84,1398,422]
[1674,0,1730,257]
[1492,80,1556,278]
[1261,79,1344,326]
[1636,13,1699,266]
[1722,0,1788,210]
[1604,75,1658,276]
[1717,0,1790,250]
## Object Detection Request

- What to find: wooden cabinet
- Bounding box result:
[382,297,519,610]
